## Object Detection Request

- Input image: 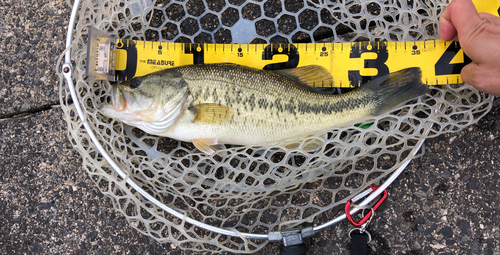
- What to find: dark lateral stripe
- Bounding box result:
[191,88,375,116]
[182,65,378,116]
[252,95,376,115]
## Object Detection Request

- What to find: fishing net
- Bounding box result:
[58,0,493,253]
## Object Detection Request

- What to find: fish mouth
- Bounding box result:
[110,85,134,112]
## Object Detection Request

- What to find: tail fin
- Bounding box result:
[362,67,428,115]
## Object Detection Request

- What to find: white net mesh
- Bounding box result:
[58,0,493,253]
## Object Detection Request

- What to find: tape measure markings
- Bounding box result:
[112,39,472,87]
[109,39,473,87]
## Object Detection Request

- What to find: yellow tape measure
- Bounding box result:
[114,40,470,87]
[88,0,500,88]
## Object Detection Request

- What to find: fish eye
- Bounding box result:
[130,77,142,89]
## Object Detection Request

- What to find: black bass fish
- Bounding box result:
[99,64,427,154]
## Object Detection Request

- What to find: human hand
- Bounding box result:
[440,0,500,96]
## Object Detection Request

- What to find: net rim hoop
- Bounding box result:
[61,0,424,241]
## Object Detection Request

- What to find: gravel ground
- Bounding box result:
[1,0,500,254]
[0,0,68,118]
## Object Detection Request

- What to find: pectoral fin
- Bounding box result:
[190,104,233,125]
[301,138,324,152]
[192,138,226,155]
[285,140,323,152]
[285,133,326,152]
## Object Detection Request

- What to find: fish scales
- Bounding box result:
[170,64,377,143]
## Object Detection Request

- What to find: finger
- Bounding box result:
[439,3,458,41]
[460,62,479,86]
[461,63,500,96]
[479,12,500,26]
[439,0,482,42]
[439,16,458,41]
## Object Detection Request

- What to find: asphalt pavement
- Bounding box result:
[1,0,500,254]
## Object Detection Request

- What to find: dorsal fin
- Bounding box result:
[273,65,334,88]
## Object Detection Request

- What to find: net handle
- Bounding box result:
[61,0,422,242]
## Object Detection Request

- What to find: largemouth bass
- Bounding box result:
[99,64,427,154]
